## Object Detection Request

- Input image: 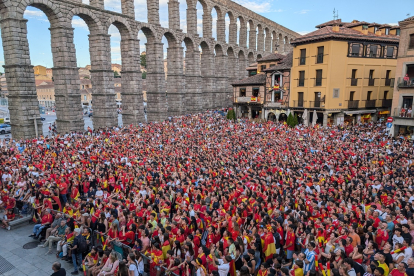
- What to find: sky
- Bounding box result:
[0,0,412,72]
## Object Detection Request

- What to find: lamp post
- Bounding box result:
[29,116,40,137]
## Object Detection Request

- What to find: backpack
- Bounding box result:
[78,235,88,253]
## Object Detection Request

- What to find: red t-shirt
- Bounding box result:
[285,231,296,251]
[390,269,407,276]
[60,183,67,195]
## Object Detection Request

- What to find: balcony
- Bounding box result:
[382,99,392,108]
[236,96,261,103]
[298,79,305,87]
[316,54,324,64]
[310,101,323,108]
[368,79,375,86]
[348,100,359,109]
[393,107,413,118]
[397,78,414,88]
[299,57,306,65]
[292,100,307,108]
[385,78,394,87]
[351,78,358,86]
[315,78,322,86]
[365,100,376,108]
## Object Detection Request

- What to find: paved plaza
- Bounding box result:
[0,223,74,275]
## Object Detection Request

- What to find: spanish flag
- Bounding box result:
[63,207,73,217]
[162,241,171,259]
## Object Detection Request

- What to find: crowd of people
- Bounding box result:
[1,111,414,276]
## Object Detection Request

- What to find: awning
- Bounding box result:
[379,110,390,115]
[345,109,376,115]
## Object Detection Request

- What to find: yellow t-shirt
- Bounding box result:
[379,262,389,276]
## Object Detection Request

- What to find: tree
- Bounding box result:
[142,71,147,79]
[114,70,120,78]
[140,54,147,68]
[293,114,299,126]
[287,112,294,127]
[226,108,236,120]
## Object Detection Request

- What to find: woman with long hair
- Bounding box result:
[98,251,119,276]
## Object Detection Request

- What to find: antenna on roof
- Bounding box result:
[333,8,339,20]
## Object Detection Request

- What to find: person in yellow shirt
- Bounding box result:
[290,260,304,276]
[375,253,390,276]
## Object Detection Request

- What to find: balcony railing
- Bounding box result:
[385,78,394,86]
[298,79,305,87]
[316,54,324,64]
[365,100,376,108]
[348,100,359,109]
[310,101,323,108]
[292,100,307,108]
[236,96,261,103]
[351,78,358,86]
[299,57,306,65]
[397,77,414,88]
[393,107,413,118]
[382,99,392,108]
[315,78,322,86]
[368,79,375,86]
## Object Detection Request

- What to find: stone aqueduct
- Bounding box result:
[0,0,299,138]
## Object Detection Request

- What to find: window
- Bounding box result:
[386,70,391,80]
[383,91,388,99]
[252,88,259,97]
[350,43,361,57]
[239,88,246,97]
[369,70,374,79]
[396,29,400,36]
[300,49,306,65]
[298,92,304,107]
[298,71,305,86]
[352,69,357,79]
[249,70,257,76]
[260,65,266,71]
[315,69,322,86]
[367,91,372,100]
[385,28,390,35]
[350,91,355,101]
[317,46,324,63]
[374,26,378,33]
[269,64,275,67]
[362,25,368,30]
[386,46,395,58]
[333,88,340,98]
[84,95,87,101]
[82,85,85,89]
[368,45,378,57]
[409,34,414,49]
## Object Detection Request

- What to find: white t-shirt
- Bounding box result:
[217,259,230,276]
[129,263,139,276]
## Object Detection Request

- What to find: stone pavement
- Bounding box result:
[0,222,75,276]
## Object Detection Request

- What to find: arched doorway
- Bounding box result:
[268,112,276,122]
[279,113,287,122]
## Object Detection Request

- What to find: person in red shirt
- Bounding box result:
[29,209,53,238]
[390,262,408,276]
[2,208,15,230]
[284,224,296,260]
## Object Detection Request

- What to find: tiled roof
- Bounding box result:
[344,21,370,28]
[263,51,293,72]
[400,16,414,24]
[257,53,285,62]
[231,73,266,86]
[315,19,343,28]
[368,22,381,27]
[291,26,399,45]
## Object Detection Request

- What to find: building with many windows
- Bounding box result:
[290,19,400,126]
[232,51,292,120]
[390,16,414,138]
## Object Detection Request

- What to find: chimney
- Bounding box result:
[332,25,340,32]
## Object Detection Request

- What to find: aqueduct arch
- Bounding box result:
[0,0,299,138]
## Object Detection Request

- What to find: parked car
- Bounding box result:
[4,117,10,124]
[40,117,46,121]
[0,124,11,134]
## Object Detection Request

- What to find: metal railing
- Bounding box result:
[315,78,322,86]
[310,101,323,108]
[393,107,413,118]
[385,78,394,86]
[348,100,359,109]
[368,79,375,86]
[365,100,376,108]
[298,79,305,87]
[351,78,358,86]
[382,99,392,108]
[397,77,414,88]
[292,100,307,108]
[316,54,324,64]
